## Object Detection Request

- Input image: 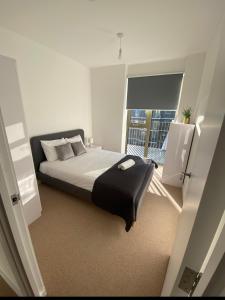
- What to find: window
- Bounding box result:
[126,109,176,164]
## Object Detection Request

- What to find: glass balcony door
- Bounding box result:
[125,109,176,164]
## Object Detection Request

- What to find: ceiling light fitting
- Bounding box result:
[117,32,124,60]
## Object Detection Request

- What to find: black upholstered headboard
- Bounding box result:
[30,129,84,174]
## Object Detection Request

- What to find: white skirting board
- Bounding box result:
[161,122,195,187]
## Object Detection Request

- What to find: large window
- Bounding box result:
[126,109,176,164]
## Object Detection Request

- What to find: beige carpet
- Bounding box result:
[29,167,182,297]
[0,276,17,297]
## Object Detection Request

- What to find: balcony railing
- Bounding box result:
[126,110,175,164]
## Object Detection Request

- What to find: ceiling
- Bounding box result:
[0,0,224,67]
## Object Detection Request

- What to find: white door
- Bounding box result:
[0,108,46,296]
[0,193,32,295]
[0,54,42,225]
[161,16,225,296]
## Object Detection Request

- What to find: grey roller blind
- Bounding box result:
[127,73,183,110]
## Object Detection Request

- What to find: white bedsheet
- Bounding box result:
[39,148,125,192]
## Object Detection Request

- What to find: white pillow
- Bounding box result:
[66,135,85,147]
[41,138,66,162]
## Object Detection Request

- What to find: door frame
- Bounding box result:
[0,193,32,296]
[0,108,46,296]
[193,210,225,295]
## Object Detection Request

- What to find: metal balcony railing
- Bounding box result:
[126,110,176,164]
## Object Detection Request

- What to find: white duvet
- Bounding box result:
[40,148,125,192]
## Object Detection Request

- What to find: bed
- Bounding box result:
[30,129,156,232]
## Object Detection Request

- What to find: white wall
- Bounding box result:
[127,57,186,76]
[0,26,92,138]
[91,64,127,152]
[91,54,205,152]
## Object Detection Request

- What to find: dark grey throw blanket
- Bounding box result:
[92,155,157,232]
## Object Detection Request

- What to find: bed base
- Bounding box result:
[37,172,92,202]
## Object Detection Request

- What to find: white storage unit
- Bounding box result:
[162,122,195,187]
[0,55,42,225]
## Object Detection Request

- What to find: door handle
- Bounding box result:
[182,172,192,178]
[11,193,20,206]
[180,171,192,182]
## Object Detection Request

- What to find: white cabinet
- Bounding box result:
[0,55,42,225]
[162,122,195,187]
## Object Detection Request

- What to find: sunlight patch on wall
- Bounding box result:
[184,127,192,145]
[181,149,187,166]
[6,122,25,144]
[196,115,205,136]
[18,174,36,205]
[10,143,31,162]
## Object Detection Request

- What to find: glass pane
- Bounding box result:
[126,109,176,164]
[130,109,147,125]
[147,110,176,164]
[127,127,146,158]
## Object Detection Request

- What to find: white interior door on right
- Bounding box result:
[161,15,225,296]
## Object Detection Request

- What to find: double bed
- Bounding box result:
[30,129,156,232]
